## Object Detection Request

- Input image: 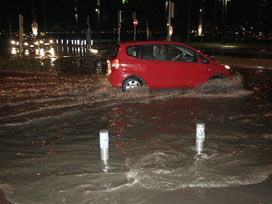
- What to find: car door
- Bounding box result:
[138,44,173,88]
[166,44,208,87]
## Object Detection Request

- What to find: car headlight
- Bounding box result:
[224,64,231,70]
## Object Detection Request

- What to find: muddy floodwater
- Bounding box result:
[0,67,272,203]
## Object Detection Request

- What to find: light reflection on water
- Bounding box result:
[9,38,103,73]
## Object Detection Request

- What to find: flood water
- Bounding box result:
[0,65,272,203]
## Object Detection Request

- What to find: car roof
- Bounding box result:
[120,41,185,46]
[119,41,198,51]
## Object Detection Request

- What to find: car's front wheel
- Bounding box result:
[122,77,142,92]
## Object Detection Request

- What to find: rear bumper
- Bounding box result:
[109,72,123,88]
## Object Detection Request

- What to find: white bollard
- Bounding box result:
[196,123,205,154]
[99,130,109,161]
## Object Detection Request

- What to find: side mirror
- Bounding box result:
[201,58,209,64]
[198,56,209,64]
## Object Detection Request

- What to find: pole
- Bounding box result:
[19,14,23,57]
[42,0,47,32]
[118,11,122,43]
[212,0,217,42]
[187,0,191,42]
[96,8,101,40]
[198,0,205,41]
[134,26,136,41]
[86,15,91,48]
[222,0,228,44]
[118,24,121,43]
[146,20,149,40]
[167,1,171,41]
[133,12,137,41]
[9,21,12,40]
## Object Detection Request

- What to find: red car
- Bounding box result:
[107,41,232,92]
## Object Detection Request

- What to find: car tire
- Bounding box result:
[210,74,226,80]
[122,77,142,92]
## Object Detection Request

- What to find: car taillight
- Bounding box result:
[111,58,120,69]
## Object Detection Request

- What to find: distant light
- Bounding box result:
[24,42,29,46]
[89,48,99,54]
[34,41,39,45]
[49,48,55,56]
[11,40,16,45]
[223,45,238,48]
[11,47,17,55]
[198,24,202,36]
[40,48,45,57]
[50,57,57,67]
[25,49,30,55]
[49,39,54,44]
[31,21,38,37]
[39,40,44,44]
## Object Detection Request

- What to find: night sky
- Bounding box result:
[0,0,271,35]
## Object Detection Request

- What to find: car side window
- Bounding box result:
[141,45,154,60]
[127,45,166,61]
[153,45,166,60]
[167,45,198,63]
[127,46,138,57]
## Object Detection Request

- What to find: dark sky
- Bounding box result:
[0,0,271,34]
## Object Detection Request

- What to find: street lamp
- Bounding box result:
[31,21,38,37]
[198,0,205,40]
[166,1,174,41]
[96,8,101,39]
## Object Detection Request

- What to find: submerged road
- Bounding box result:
[0,66,272,203]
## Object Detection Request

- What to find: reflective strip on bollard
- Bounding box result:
[196,123,205,154]
[99,130,109,161]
